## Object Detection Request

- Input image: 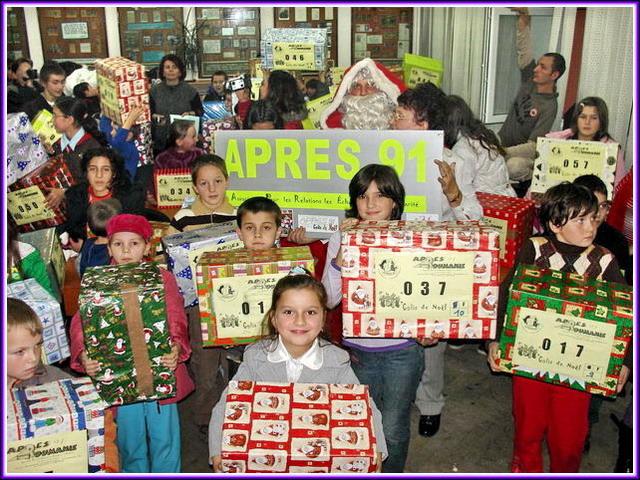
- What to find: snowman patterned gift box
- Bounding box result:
[196,247,314,347]
[341,220,501,339]
[7,112,49,186]
[6,378,108,472]
[79,261,175,406]
[220,381,378,473]
[8,278,70,364]
[162,222,241,308]
[497,264,633,397]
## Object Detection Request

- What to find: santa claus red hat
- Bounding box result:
[320,58,408,129]
[107,214,153,241]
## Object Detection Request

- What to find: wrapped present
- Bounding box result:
[220,381,378,473]
[402,53,444,88]
[31,109,63,146]
[8,279,70,364]
[497,265,633,397]
[162,222,242,308]
[7,112,49,186]
[202,101,231,120]
[20,228,66,301]
[79,262,175,405]
[133,121,153,166]
[341,220,500,339]
[6,378,108,472]
[154,168,195,209]
[196,247,314,346]
[149,221,170,258]
[94,57,151,125]
[201,117,236,154]
[8,156,76,232]
[476,192,536,269]
[261,28,328,71]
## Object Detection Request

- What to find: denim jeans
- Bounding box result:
[350,343,425,473]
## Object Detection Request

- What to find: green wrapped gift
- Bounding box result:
[20,227,66,301]
[79,261,175,406]
[498,264,633,397]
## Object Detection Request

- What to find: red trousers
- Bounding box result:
[511,376,591,473]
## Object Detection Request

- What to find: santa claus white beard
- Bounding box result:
[340,91,396,130]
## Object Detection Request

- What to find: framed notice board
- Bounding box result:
[7,7,30,61]
[37,7,108,62]
[352,7,413,63]
[196,7,261,78]
[118,7,184,69]
[274,7,337,64]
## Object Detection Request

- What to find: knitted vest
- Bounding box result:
[530,237,614,280]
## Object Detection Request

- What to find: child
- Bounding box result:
[8,222,56,298]
[99,104,146,180]
[69,214,194,473]
[77,198,122,277]
[72,81,101,119]
[7,298,70,389]
[246,99,283,130]
[321,164,423,473]
[208,271,386,472]
[154,119,204,170]
[166,154,236,235]
[487,181,629,473]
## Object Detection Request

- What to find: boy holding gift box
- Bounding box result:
[487,182,629,473]
[69,214,193,473]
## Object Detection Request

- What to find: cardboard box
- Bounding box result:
[8,278,70,364]
[94,57,151,125]
[7,112,50,186]
[8,156,76,232]
[162,222,242,308]
[197,247,314,346]
[220,381,378,473]
[498,264,633,397]
[341,220,500,339]
[402,53,444,88]
[476,192,536,269]
[79,262,175,405]
[261,28,328,71]
[20,228,66,301]
[6,377,108,472]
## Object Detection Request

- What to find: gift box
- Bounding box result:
[497,264,633,397]
[162,222,242,308]
[220,381,378,473]
[149,221,170,258]
[79,262,175,405]
[197,247,314,346]
[20,228,66,301]
[261,28,328,71]
[31,109,63,146]
[202,101,231,120]
[7,112,49,186]
[402,53,444,88]
[341,220,500,339]
[6,378,108,472]
[8,156,76,232]
[8,279,70,364]
[476,192,536,269]
[132,121,153,166]
[154,168,194,209]
[201,117,236,154]
[94,57,151,125]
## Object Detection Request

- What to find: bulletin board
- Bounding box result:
[7,7,29,61]
[118,7,184,69]
[37,7,108,62]
[351,7,413,63]
[274,7,338,65]
[196,7,261,78]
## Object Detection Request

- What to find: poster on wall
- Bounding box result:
[61,21,89,40]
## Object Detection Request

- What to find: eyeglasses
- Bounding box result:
[392,110,410,121]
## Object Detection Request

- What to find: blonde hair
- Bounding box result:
[8,298,42,336]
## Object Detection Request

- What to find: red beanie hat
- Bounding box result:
[106,214,153,241]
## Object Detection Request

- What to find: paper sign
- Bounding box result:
[31,110,63,145]
[155,173,194,208]
[7,430,88,473]
[374,251,474,320]
[187,240,244,274]
[512,307,616,385]
[297,214,340,234]
[482,216,508,260]
[8,186,56,225]
[212,273,284,338]
[302,93,334,130]
[273,43,316,70]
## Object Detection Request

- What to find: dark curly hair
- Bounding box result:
[81,146,130,192]
[158,54,186,81]
[396,82,446,130]
[246,100,283,129]
[266,70,307,120]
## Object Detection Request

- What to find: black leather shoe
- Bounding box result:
[419,414,441,437]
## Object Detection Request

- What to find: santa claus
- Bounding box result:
[320,58,407,130]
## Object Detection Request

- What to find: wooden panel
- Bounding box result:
[352,7,412,64]
[273,7,337,67]
[37,7,108,62]
[7,7,29,61]
[196,7,261,78]
[118,7,184,69]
